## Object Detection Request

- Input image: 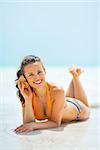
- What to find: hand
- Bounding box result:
[14,122,37,133]
[16,80,33,101]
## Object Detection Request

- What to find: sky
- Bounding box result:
[0,0,99,67]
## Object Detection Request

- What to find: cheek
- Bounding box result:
[29,78,34,82]
[27,80,34,87]
[41,74,45,80]
[26,77,34,85]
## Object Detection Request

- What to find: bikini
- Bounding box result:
[32,82,81,121]
[66,99,81,120]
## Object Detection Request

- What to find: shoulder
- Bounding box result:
[47,82,65,98]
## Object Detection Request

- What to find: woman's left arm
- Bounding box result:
[14,87,65,133]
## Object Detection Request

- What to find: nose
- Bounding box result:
[34,74,40,80]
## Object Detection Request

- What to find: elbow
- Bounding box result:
[56,124,60,128]
[56,122,61,127]
[54,121,61,128]
[51,119,61,128]
[55,123,61,128]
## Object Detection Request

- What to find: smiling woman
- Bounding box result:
[14,55,90,133]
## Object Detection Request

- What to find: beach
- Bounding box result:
[0,67,100,150]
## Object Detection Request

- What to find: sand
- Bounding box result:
[0,67,100,150]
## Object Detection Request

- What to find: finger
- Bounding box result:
[15,125,28,133]
[21,83,25,92]
[16,124,23,129]
[16,127,27,133]
[14,125,23,131]
[15,126,24,132]
[17,81,22,90]
[18,82,26,94]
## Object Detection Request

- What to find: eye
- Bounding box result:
[28,73,34,77]
[37,70,42,74]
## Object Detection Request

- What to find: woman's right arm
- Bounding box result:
[17,79,35,124]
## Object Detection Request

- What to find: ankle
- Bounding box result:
[73,76,79,80]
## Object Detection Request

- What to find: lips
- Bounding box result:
[34,80,42,85]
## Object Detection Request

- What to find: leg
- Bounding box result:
[66,66,89,107]
[65,80,74,98]
[73,78,89,107]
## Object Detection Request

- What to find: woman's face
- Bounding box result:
[23,62,46,89]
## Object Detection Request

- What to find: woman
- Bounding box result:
[14,55,90,133]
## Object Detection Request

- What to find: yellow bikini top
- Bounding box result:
[32,82,53,120]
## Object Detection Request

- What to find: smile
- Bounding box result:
[34,80,42,85]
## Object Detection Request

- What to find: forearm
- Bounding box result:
[23,100,35,124]
[34,120,60,130]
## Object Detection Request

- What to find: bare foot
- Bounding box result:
[69,65,83,79]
